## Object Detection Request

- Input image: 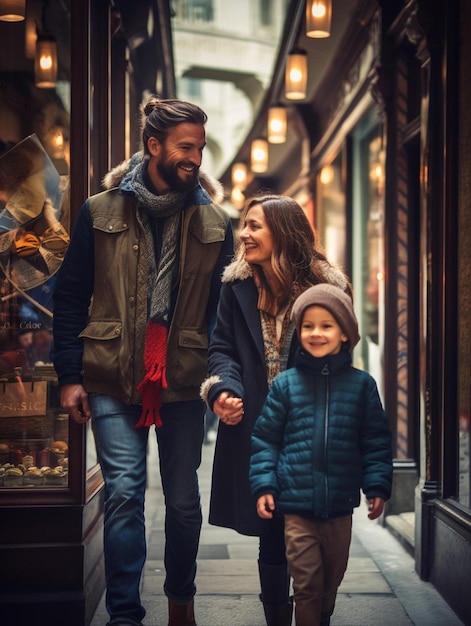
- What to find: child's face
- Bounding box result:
[300,305,348,358]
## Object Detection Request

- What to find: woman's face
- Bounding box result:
[239,203,274,270]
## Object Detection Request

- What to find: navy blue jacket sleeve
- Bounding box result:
[51,201,94,386]
[206,282,246,408]
[249,378,286,498]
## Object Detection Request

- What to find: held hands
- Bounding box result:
[214,391,244,426]
[256,494,276,519]
[60,383,92,424]
[367,496,385,520]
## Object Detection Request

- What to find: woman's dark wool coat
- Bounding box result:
[204,259,348,536]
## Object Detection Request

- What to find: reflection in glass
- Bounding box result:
[364,133,384,346]
[316,153,346,270]
[0,0,73,489]
[0,136,70,489]
[458,167,471,506]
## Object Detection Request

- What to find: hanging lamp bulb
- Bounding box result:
[306,0,332,38]
[268,106,287,144]
[0,0,25,22]
[250,138,269,174]
[231,162,248,189]
[285,48,307,100]
[35,33,58,88]
[230,186,245,210]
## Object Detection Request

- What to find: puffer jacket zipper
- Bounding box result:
[322,363,330,517]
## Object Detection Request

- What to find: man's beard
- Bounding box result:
[156,159,199,192]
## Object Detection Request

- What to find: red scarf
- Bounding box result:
[135,321,168,428]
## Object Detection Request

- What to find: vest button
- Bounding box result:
[133,244,139,251]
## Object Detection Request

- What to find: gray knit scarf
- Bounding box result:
[129,158,195,428]
[131,158,189,324]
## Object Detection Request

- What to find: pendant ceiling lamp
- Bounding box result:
[35,32,58,88]
[306,0,332,38]
[250,138,269,174]
[285,48,307,100]
[0,0,25,22]
[268,106,287,144]
[231,162,248,190]
[230,186,245,211]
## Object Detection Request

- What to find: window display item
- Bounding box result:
[0,135,70,489]
[0,134,69,299]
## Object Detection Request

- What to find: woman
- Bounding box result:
[201,194,351,626]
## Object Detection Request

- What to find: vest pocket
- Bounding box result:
[79,319,122,384]
[172,328,208,388]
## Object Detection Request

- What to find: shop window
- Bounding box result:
[174,0,214,22]
[178,76,203,100]
[456,9,470,508]
[315,110,385,398]
[0,1,72,490]
[350,110,384,397]
[316,150,347,270]
[259,0,273,26]
[458,164,471,509]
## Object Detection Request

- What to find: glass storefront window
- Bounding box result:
[316,151,347,269]
[0,1,71,490]
[351,110,384,398]
[458,168,471,508]
[457,22,470,507]
[315,109,384,397]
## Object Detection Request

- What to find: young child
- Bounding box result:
[249,283,393,626]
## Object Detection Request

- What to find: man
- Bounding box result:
[52,97,234,626]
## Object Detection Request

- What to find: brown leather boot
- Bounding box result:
[168,598,197,626]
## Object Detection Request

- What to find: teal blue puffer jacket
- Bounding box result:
[249,348,393,518]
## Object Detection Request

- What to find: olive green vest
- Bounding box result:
[79,188,229,405]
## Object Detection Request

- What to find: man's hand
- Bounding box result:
[60,384,91,424]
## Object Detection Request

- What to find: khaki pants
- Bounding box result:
[284,513,352,626]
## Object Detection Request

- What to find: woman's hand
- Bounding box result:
[256,494,275,519]
[214,391,244,426]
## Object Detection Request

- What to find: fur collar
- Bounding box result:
[221,256,349,292]
[221,257,253,283]
[101,152,224,204]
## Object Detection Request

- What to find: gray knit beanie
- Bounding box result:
[291,283,360,350]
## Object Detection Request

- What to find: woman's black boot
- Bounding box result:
[258,560,293,626]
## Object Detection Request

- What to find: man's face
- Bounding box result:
[147,123,206,193]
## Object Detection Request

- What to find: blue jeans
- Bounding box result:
[90,395,204,624]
